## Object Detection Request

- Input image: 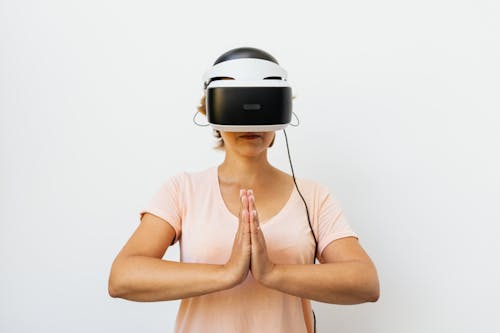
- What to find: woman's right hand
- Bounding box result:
[223,189,252,287]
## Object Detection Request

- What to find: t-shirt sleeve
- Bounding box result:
[138,173,184,245]
[316,184,359,262]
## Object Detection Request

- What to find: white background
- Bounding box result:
[1,0,499,332]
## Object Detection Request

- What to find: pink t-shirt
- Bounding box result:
[139,165,358,333]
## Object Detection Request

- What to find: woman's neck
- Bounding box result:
[218,152,277,189]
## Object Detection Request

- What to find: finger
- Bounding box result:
[246,190,256,244]
[248,193,260,230]
[242,189,249,213]
[237,190,247,238]
[242,210,249,234]
[248,193,260,238]
[247,189,254,214]
[240,191,250,239]
[248,191,253,224]
[243,191,251,228]
[247,190,256,209]
[238,189,244,218]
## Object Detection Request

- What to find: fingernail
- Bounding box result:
[240,189,244,196]
[250,195,254,202]
[248,189,253,195]
[253,210,256,217]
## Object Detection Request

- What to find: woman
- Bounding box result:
[108,51,380,333]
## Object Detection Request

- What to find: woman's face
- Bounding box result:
[207,77,275,155]
[220,131,275,157]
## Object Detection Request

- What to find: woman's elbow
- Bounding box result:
[108,285,118,298]
[108,274,121,298]
[365,268,380,302]
[108,262,126,298]
[367,283,380,302]
[353,262,380,303]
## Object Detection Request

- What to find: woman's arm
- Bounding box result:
[108,213,237,302]
[109,256,232,302]
[261,237,380,305]
[246,193,379,304]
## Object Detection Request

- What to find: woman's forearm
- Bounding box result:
[262,260,380,304]
[108,256,233,302]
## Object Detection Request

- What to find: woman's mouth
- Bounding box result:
[240,135,261,140]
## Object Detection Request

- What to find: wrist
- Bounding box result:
[219,265,242,289]
[260,264,280,288]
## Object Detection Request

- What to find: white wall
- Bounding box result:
[1,0,499,332]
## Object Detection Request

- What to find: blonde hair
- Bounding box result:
[197,93,295,151]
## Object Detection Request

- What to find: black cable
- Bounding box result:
[313,310,317,333]
[282,128,318,333]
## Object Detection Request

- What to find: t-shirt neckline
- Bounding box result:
[213,166,296,228]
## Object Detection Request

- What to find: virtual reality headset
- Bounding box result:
[201,47,293,132]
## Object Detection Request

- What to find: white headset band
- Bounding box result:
[202,58,288,82]
[206,80,291,88]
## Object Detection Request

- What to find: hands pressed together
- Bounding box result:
[223,189,276,287]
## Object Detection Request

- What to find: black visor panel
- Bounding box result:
[206,87,292,126]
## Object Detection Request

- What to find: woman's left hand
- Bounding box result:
[246,190,276,285]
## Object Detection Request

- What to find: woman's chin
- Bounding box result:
[237,146,267,156]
